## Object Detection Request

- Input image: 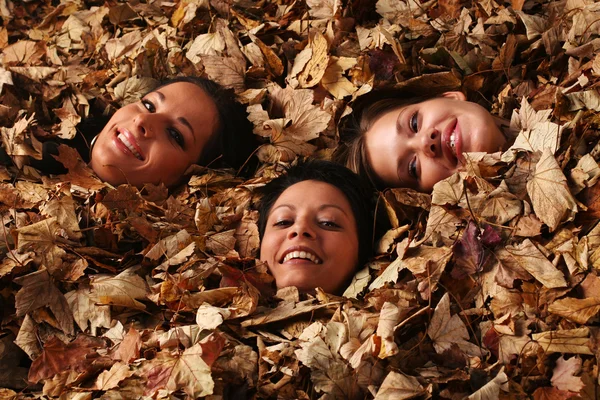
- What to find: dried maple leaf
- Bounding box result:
[28,335,104,384]
[90,267,149,310]
[93,361,134,391]
[527,148,577,231]
[65,287,111,335]
[427,293,485,357]
[548,297,600,324]
[496,239,567,289]
[374,371,426,400]
[14,269,74,335]
[467,368,508,399]
[142,344,214,398]
[551,356,585,393]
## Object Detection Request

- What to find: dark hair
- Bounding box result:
[257,159,374,269]
[333,88,439,189]
[151,76,258,172]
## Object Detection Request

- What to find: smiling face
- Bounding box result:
[90,81,219,188]
[260,180,360,294]
[364,92,508,192]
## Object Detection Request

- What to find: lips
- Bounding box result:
[442,118,461,166]
[115,128,144,160]
[279,246,322,264]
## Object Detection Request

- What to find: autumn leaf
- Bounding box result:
[548,297,600,324]
[142,344,214,398]
[374,371,425,400]
[14,269,74,334]
[526,148,577,231]
[551,356,584,393]
[28,335,104,383]
[90,267,149,309]
[496,239,567,289]
[427,293,485,357]
[93,362,134,391]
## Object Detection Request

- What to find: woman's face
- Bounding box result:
[260,180,359,294]
[364,92,508,192]
[90,81,219,188]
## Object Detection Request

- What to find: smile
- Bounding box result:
[116,129,144,160]
[281,249,322,264]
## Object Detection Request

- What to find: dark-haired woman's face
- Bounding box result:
[90,82,218,188]
[260,180,359,294]
[365,92,507,192]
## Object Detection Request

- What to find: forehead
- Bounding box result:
[152,82,218,121]
[271,180,353,213]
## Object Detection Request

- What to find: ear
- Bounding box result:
[442,91,467,101]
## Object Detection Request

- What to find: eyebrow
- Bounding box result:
[271,203,350,217]
[154,90,196,144]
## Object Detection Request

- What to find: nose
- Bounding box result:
[286,218,316,240]
[133,113,158,138]
[418,127,440,158]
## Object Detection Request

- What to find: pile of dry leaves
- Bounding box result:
[2,0,600,398]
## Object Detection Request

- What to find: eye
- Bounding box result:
[273,219,292,227]
[142,99,155,112]
[409,111,419,133]
[408,156,418,180]
[319,220,340,229]
[168,128,185,147]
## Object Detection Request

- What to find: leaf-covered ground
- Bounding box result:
[2,0,600,398]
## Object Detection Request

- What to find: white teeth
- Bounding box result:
[117,133,142,159]
[449,132,456,156]
[282,250,321,264]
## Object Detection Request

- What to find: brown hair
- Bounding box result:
[333,89,439,190]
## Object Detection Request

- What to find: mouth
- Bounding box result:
[442,119,462,166]
[116,128,144,160]
[280,246,322,264]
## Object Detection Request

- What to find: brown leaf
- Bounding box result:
[14,269,74,334]
[202,55,246,94]
[548,297,600,324]
[114,326,141,363]
[65,287,111,335]
[28,335,104,383]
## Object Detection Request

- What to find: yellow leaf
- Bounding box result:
[297,32,329,88]
[548,297,600,324]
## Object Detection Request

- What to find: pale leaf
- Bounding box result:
[551,356,584,393]
[467,368,508,399]
[374,371,425,400]
[90,268,149,310]
[497,239,567,288]
[93,362,134,391]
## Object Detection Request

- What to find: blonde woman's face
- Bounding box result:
[364,92,507,192]
[90,82,218,188]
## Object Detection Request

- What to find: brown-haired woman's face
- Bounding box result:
[90,82,218,188]
[364,92,507,192]
[260,180,359,294]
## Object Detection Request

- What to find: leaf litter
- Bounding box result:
[2,0,600,398]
